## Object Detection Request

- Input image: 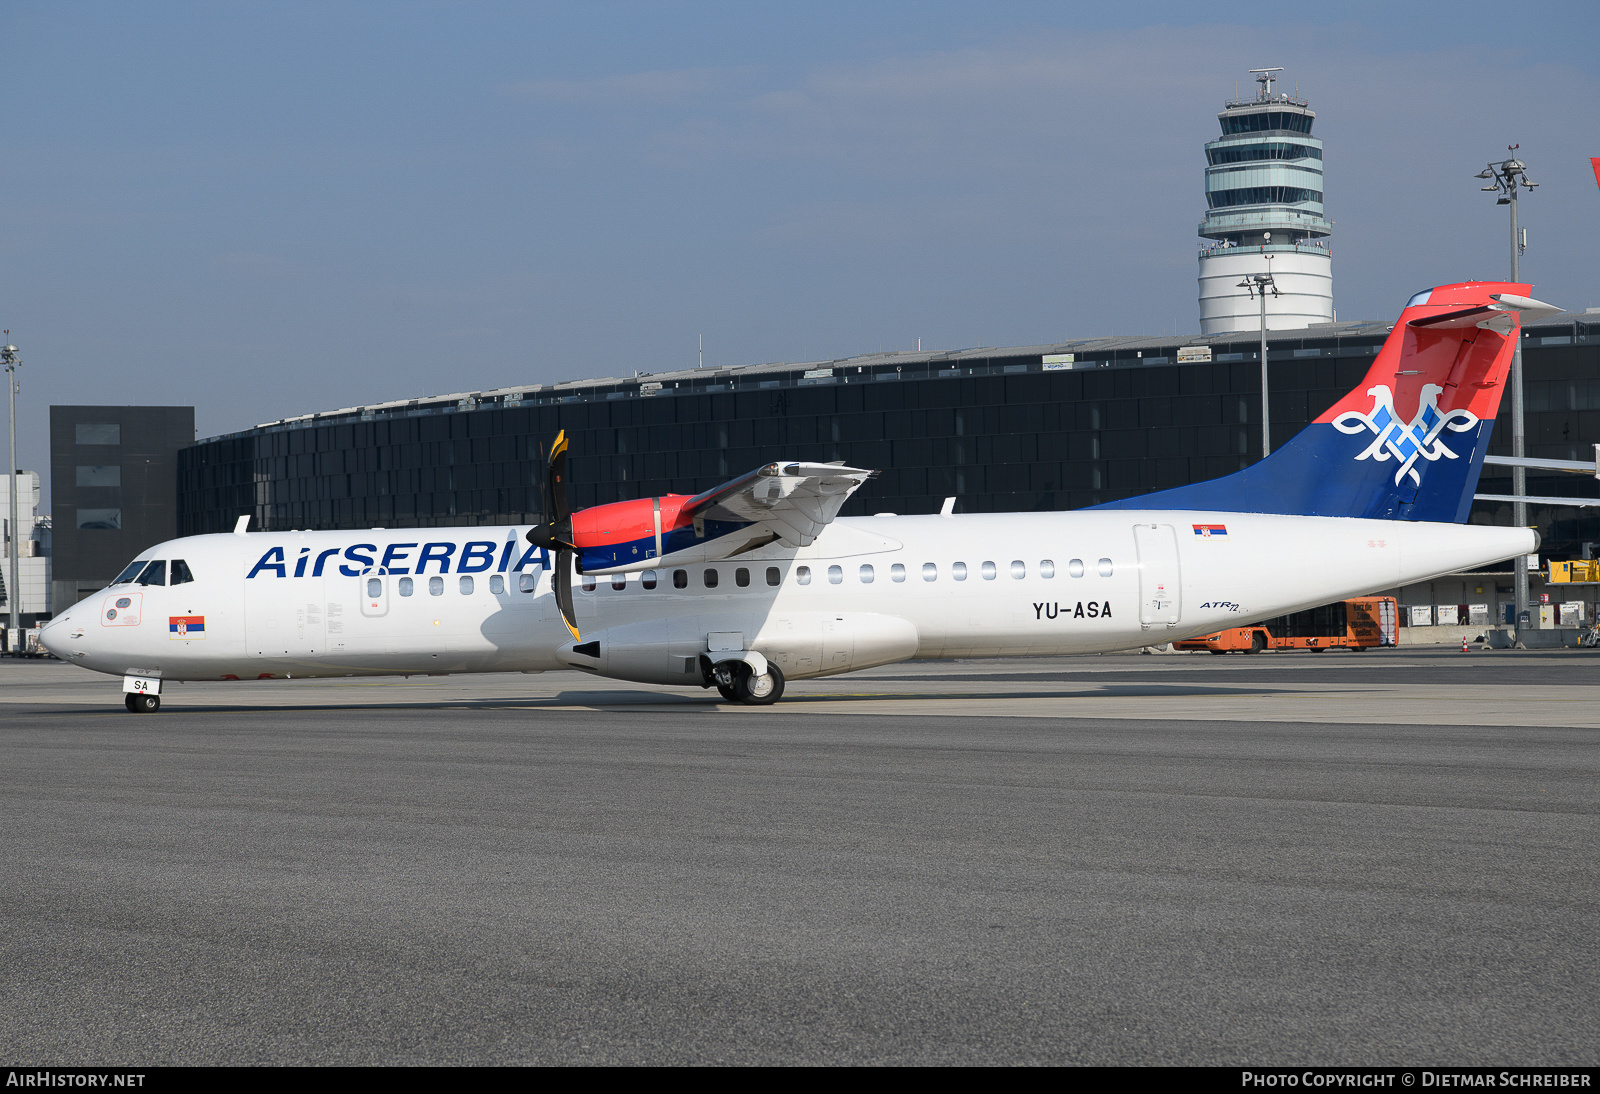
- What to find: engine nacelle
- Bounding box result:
[557,611,920,685]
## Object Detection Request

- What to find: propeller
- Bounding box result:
[526,429,580,640]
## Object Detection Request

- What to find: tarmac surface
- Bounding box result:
[2,648,1597,1065]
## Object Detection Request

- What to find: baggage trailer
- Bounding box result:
[1174,597,1398,654]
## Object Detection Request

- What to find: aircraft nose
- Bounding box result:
[37,612,87,659]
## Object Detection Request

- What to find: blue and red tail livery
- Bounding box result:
[1093,282,1558,523]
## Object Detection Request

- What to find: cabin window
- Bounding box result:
[367,578,382,598]
[1010,560,1026,580]
[891,563,906,582]
[519,572,537,593]
[922,563,937,582]
[581,575,596,593]
[137,560,166,586]
[1098,558,1114,577]
[489,574,505,594]
[735,567,750,588]
[952,562,967,581]
[796,566,811,585]
[1040,560,1055,579]
[673,569,688,589]
[642,570,658,590]
[828,565,843,584]
[704,568,719,589]
[766,567,780,586]
[612,575,626,591]
[399,577,414,596]
[1068,559,1085,578]
[981,561,997,581]
[859,564,874,583]
[459,576,474,594]
[429,576,444,596]
[170,559,195,585]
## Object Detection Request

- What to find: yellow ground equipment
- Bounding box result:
[1548,560,1599,583]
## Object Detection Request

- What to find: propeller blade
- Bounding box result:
[553,549,580,641]
[528,429,575,549]
[546,429,570,524]
[528,429,580,639]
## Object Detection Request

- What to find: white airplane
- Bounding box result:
[40,281,1554,712]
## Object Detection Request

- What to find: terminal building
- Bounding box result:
[47,405,195,612]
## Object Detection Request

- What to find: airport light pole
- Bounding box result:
[3,337,20,643]
[1477,150,1537,634]
[1239,256,1280,457]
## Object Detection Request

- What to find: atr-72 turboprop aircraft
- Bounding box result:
[41,281,1554,711]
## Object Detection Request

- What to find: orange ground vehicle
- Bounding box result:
[1173,597,1398,654]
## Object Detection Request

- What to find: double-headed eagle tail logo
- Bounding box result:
[1332,384,1479,487]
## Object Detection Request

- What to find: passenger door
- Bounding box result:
[1133,523,1183,629]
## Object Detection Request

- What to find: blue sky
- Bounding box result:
[3,1,1598,496]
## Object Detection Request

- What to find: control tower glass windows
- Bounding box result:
[1220,111,1312,135]
[1207,186,1322,209]
[1206,143,1321,166]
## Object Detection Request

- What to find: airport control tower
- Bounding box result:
[1198,69,1333,334]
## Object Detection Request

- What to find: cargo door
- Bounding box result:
[1133,523,1182,629]
[245,577,327,658]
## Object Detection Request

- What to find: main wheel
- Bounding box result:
[734,663,785,706]
[716,681,740,702]
[125,692,160,714]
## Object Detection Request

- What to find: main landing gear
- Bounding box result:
[712,661,786,706]
[125,692,160,714]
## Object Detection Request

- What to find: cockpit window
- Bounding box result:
[111,560,148,585]
[170,559,195,585]
[136,560,167,586]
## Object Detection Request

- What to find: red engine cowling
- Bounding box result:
[571,495,693,570]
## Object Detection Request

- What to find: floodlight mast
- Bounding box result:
[1238,257,1281,457]
[1477,149,1537,636]
[3,336,19,641]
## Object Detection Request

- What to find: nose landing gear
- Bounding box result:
[125,692,160,714]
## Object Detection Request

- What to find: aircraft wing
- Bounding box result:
[683,462,878,547]
[574,461,879,574]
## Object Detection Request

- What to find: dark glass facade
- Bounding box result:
[176,318,1600,563]
[1220,112,1314,134]
[1206,143,1322,165]
[1206,186,1323,209]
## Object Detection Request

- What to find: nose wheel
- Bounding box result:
[125,693,160,714]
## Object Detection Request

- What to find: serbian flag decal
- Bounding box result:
[1192,524,1228,537]
[169,615,206,640]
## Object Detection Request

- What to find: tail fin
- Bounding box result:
[1092,281,1560,522]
